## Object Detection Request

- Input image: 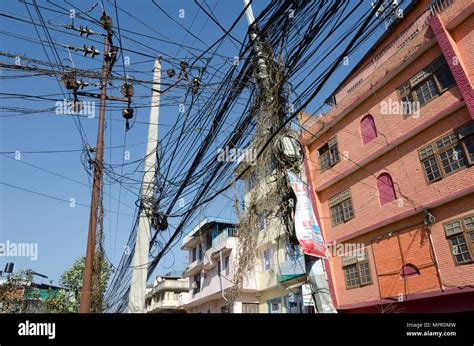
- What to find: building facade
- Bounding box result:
[301,0,474,312]
[179,218,259,313]
[238,159,321,314]
[145,273,188,313]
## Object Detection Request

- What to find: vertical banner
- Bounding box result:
[287,171,328,258]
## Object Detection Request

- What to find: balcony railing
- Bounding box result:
[183,259,203,277]
[151,280,188,295]
[212,227,237,247]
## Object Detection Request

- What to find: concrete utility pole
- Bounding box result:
[128,58,162,313]
[79,33,111,313]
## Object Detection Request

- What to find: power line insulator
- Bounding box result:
[61,73,78,90]
[122,107,134,130]
[77,79,89,89]
[100,12,113,31]
[122,107,134,120]
[166,69,176,78]
[191,77,201,95]
[120,82,134,97]
[79,25,95,37]
[106,46,118,65]
[82,44,100,58]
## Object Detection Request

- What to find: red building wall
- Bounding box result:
[302,0,474,312]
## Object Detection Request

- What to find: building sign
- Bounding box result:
[287,171,328,258]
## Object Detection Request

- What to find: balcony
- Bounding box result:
[183,259,203,277]
[152,279,188,295]
[212,227,237,247]
[147,299,183,313]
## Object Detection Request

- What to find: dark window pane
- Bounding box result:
[436,133,458,150]
[358,262,371,285]
[330,146,339,165]
[319,139,339,170]
[319,145,330,170]
[463,135,474,163]
[416,78,439,105]
[435,65,455,90]
[402,94,416,116]
[331,204,344,225]
[449,234,471,263]
[439,145,466,174]
[422,157,441,182]
[342,199,354,220]
[344,264,360,288]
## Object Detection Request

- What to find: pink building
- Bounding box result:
[301,0,474,312]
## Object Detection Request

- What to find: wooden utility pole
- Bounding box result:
[79,29,111,314]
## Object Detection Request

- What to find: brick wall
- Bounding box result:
[450,14,474,83]
[329,193,474,307]
[303,0,474,309]
[306,44,464,192]
[316,106,472,241]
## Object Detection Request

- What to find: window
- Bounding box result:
[263,248,272,271]
[318,137,340,170]
[224,256,230,276]
[242,303,259,313]
[377,173,397,206]
[192,274,201,295]
[286,292,303,314]
[458,121,474,165]
[217,260,221,277]
[360,114,377,145]
[267,297,282,313]
[329,189,354,226]
[286,242,301,260]
[462,135,474,164]
[444,214,474,265]
[419,123,474,183]
[192,246,197,262]
[198,244,203,261]
[342,250,372,289]
[400,264,420,278]
[398,55,455,116]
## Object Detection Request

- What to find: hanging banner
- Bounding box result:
[287,171,328,258]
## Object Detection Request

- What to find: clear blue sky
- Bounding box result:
[0,0,395,286]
